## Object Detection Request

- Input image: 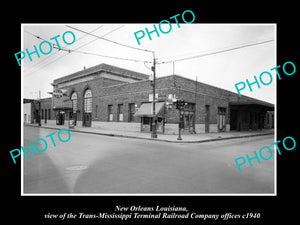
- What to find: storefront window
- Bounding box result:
[118,104,123,122]
[128,103,135,122]
[142,117,150,124]
[108,105,113,121]
[182,103,195,132]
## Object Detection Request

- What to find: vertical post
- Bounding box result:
[193,76,198,134]
[177,109,182,140]
[38,90,41,126]
[151,53,157,138]
[173,61,175,75]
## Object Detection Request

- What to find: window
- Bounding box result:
[183,111,194,130]
[218,107,226,115]
[48,109,51,119]
[45,109,47,121]
[128,103,135,122]
[84,89,92,113]
[108,105,113,121]
[218,107,226,131]
[117,104,123,122]
[71,92,78,113]
[95,105,98,119]
[35,110,39,121]
[142,117,150,124]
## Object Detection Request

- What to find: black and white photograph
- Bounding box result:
[5,5,298,225]
[21,23,276,195]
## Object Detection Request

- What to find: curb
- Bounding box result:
[26,124,274,143]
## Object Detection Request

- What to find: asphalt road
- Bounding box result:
[23,126,275,194]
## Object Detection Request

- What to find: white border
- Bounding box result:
[21,23,24,195]
[21,23,277,197]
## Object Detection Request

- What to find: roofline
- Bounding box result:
[52,67,274,108]
[53,63,149,85]
[166,74,274,106]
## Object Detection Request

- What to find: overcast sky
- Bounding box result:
[22,23,276,103]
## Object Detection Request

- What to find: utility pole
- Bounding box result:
[151,52,157,138]
[177,108,182,140]
[172,61,175,75]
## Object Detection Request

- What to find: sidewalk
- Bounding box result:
[26,123,274,143]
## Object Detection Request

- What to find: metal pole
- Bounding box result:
[173,61,175,75]
[177,109,182,140]
[151,53,157,138]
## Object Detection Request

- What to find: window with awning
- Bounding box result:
[134,102,165,117]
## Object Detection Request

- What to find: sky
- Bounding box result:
[22,23,276,103]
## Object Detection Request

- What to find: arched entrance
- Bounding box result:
[71,92,78,125]
[83,89,92,127]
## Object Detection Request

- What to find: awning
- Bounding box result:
[53,106,73,110]
[134,102,165,117]
[229,101,274,111]
[229,96,274,110]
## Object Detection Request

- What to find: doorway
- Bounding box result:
[230,109,237,130]
[56,111,65,125]
[205,105,210,133]
[83,89,92,127]
[183,111,194,133]
[83,113,92,127]
[217,107,226,132]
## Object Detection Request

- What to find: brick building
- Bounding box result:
[26,63,274,134]
[24,97,52,124]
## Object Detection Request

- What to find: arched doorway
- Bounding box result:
[71,92,78,125]
[83,89,92,127]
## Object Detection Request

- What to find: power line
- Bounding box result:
[71,25,124,52]
[24,30,47,41]
[53,46,152,63]
[66,25,154,53]
[24,25,104,73]
[159,39,275,64]
[24,26,126,77]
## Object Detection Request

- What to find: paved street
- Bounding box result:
[23,126,275,194]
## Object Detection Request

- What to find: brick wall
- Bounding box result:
[50,74,236,127]
[36,66,273,133]
[168,75,231,125]
[32,97,53,123]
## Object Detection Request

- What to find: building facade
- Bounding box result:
[26,63,274,134]
[23,101,32,124]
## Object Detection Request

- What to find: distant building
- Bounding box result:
[264,111,274,129]
[23,100,32,124]
[25,63,274,134]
